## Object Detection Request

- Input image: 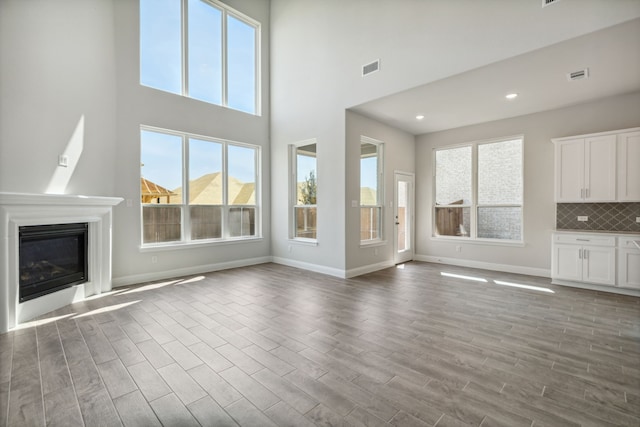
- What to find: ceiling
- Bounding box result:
[350,17,640,136]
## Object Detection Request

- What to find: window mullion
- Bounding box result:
[181,0,188,97]
[182,135,190,242]
[222,143,228,239]
[471,144,478,239]
[221,10,228,108]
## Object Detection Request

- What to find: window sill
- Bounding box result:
[431,235,525,247]
[140,236,264,252]
[288,238,318,247]
[360,239,387,249]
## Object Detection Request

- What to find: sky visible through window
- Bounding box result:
[141,130,256,192]
[140,0,256,114]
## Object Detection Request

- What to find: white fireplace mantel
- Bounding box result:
[0,192,123,333]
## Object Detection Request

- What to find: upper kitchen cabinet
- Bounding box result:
[617,130,640,201]
[553,127,640,203]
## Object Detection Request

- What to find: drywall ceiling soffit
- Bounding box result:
[350,18,640,135]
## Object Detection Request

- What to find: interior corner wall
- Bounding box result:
[110,0,271,285]
[415,91,640,276]
[345,111,415,274]
[0,0,117,196]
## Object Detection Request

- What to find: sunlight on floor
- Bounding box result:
[441,272,488,282]
[72,300,140,319]
[440,272,555,294]
[13,313,76,331]
[493,280,555,293]
[118,279,182,295]
[175,276,206,285]
[396,264,405,269]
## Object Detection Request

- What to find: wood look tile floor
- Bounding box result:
[1,262,639,427]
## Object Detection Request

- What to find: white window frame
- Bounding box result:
[140,125,261,248]
[140,0,261,115]
[289,139,318,244]
[432,135,524,245]
[360,136,385,245]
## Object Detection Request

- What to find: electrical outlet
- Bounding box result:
[636,217,640,223]
[58,155,68,167]
[455,245,461,252]
[577,216,588,222]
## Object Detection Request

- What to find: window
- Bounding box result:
[360,137,384,242]
[140,0,259,115]
[141,127,260,245]
[434,136,523,242]
[290,142,317,241]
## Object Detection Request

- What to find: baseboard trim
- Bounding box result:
[345,260,396,278]
[414,255,550,278]
[271,257,346,278]
[551,279,640,297]
[112,256,273,288]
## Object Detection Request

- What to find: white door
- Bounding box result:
[552,244,582,281]
[394,172,414,265]
[582,246,616,285]
[584,135,616,202]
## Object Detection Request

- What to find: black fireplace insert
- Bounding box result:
[19,223,88,302]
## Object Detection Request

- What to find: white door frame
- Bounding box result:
[394,171,415,265]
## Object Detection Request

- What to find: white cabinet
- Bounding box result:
[554,135,616,202]
[617,131,640,202]
[552,233,616,286]
[618,237,640,289]
[553,127,640,203]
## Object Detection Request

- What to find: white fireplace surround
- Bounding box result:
[0,192,122,333]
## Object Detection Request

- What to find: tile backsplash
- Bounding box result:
[556,203,640,232]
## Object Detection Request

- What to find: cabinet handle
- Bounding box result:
[576,239,590,242]
[586,188,590,198]
[584,249,588,259]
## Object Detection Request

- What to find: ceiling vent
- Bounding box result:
[567,68,589,81]
[542,0,561,7]
[362,59,380,77]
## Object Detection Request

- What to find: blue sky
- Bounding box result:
[140,0,256,114]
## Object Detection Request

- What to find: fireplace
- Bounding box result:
[0,192,123,333]
[19,223,88,302]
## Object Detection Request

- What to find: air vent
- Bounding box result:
[542,0,560,7]
[567,68,589,81]
[362,59,380,76]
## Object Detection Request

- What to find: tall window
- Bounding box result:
[434,136,523,242]
[140,0,259,115]
[141,127,260,245]
[360,137,384,242]
[290,142,317,240]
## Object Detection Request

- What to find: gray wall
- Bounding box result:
[0,0,117,196]
[111,0,271,285]
[415,91,640,275]
[0,0,271,286]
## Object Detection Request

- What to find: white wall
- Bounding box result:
[269,0,640,277]
[345,111,415,274]
[415,91,640,276]
[0,0,117,196]
[111,0,271,285]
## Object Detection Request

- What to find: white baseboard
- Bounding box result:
[345,260,396,278]
[112,256,273,288]
[414,255,550,278]
[551,279,640,297]
[271,257,346,278]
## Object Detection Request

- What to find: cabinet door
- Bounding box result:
[583,246,615,285]
[555,139,584,202]
[552,244,582,281]
[617,131,640,201]
[584,135,616,202]
[618,249,640,289]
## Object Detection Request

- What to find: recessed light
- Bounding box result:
[416,115,425,120]
[505,93,518,100]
